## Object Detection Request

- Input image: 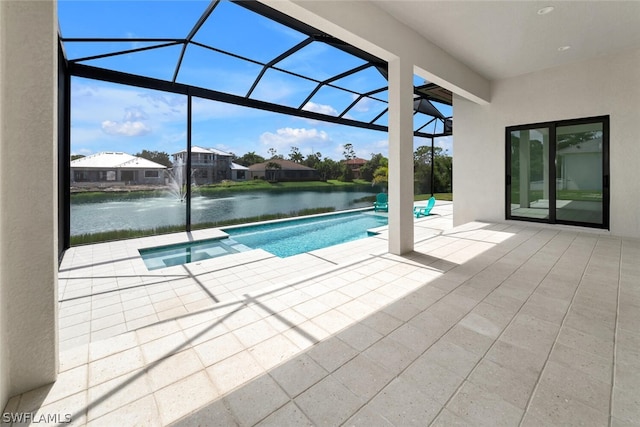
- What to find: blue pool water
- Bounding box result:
[139,238,251,270]
[224,211,388,258]
[139,210,388,269]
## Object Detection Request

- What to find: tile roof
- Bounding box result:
[230,162,249,170]
[70,152,167,169]
[248,159,316,171]
[345,157,367,165]
[172,146,233,156]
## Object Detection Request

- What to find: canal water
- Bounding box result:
[70,187,380,236]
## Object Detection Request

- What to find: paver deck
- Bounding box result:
[3,201,638,426]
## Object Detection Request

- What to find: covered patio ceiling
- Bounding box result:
[58,0,452,139]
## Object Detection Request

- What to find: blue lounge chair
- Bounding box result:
[373,193,388,212]
[414,196,435,217]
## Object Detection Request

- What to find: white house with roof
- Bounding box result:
[70,152,167,186]
[230,162,249,181]
[172,146,248,183]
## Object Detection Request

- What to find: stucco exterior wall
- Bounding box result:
[0,0,58,408]
[0,0,6,412]
[454,47,640,238]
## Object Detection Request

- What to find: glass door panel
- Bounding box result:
[555,123,603,224]
[509,128,550,220]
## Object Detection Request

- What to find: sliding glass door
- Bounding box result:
[506,116,609,229]
[556,122,605,224]
[508,127,550,220]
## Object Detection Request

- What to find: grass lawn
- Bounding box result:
[198,179,374,194]
[415,193,453,202]
[71,179,378,203]
[511,189,601,204]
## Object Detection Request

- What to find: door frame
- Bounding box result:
[505,115,609,229]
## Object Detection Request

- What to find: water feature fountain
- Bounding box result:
[71,187,380,237]
[167,158,188,202]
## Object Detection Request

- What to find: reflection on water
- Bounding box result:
[70,189,379,235]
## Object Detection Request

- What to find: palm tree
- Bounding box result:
[289,146,304,163]
[373,166,388,190]
[266,161,282,182]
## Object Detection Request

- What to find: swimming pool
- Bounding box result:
[224,210,388,258]
[139,238,251,270]
[139,210,387,269]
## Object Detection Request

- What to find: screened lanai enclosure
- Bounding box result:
[58,0,452,252]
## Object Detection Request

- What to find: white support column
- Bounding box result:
[0,0,58,403]
[387,57,414,255]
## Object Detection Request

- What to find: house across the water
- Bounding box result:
[344,157,368,179]
[248,159,320,181]
[70,152,167,186]
[172,146,249,184]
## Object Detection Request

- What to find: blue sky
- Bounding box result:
[61,0,452,161]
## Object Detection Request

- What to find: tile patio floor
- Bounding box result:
[3,201,639,426]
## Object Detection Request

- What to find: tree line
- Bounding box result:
[234,143,452,192]
[235,143,365,182]
[72,144,453,193]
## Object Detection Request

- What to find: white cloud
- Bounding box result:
[249,78,297,104]
[123,107,148,121]
[70,85,156,137]
[302,102,338,116]
[71,81,187,124]
[70,126,106,148]
[125,32,142,50]
[101,120,151,137]
[370,139,389,152]
[191,97,250,121]
[214,143,236,155]
[354,140,388,159]
[163,130,187,143]
[260,127,331,151]
[435,136,453,155]
[413,135,453,155]
[328,139,388,160]
[139,92,187,111]
[72,147,94,156]
[177,61,262,99]
[352,97,377,113]
[299,102,342,126]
